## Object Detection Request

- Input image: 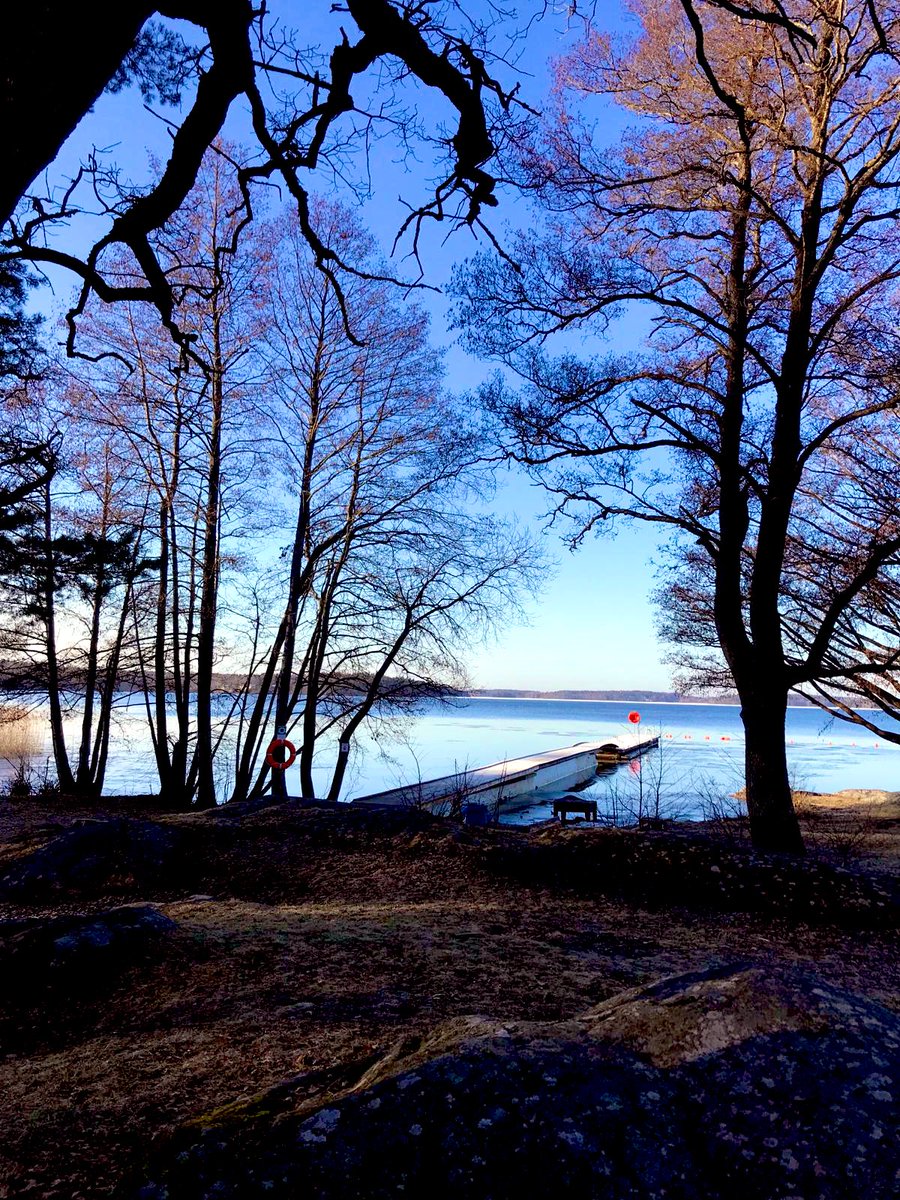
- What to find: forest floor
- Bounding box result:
[0,789,898,1198]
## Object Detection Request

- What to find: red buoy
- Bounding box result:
[628,710,641,724]
[265,738,297,771]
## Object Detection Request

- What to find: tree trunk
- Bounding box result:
[229,623,284,803]
[270,438,321,801]
[91,577,134,797]
[74,572,105,796]
[194,346,223,809]
[153,499,174,794]
[326,736,350,803]
[1,5,154,226]
[41,485,76,794]
[297,618,327,800]
[740,690,804,854]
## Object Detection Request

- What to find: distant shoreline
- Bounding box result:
[466,694,710,705]
[463,690,875,710]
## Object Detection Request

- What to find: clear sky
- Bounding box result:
[24,0,674,692]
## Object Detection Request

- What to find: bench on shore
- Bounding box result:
[552,797,598,823]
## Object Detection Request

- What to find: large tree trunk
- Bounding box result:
[1,3,154,226]
[711,125,805,858]
[739,688,804,854]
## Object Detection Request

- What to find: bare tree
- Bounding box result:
[70,150,263,806]
[0,403,154,799]
[455,0,900,853]
[19,174,534,809]
[229,200,536,804]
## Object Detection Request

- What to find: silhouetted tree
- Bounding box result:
[230,201,536,805]
[2,2,522,354]
[70,149,263,807]
[456,0,900,854]
[0,257,57,613]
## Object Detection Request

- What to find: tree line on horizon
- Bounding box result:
[4,1,900,853]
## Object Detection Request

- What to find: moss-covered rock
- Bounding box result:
[135,964,900,1199]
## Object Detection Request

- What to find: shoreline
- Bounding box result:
[465,700,883,705]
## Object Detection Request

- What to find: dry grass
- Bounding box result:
[0,710,44,763]
[0,795,898,1198]
[793,788,900,872]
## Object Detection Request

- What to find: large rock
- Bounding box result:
[136,963,900,1198]
[0,904,176,1003]
[0,818,186,900]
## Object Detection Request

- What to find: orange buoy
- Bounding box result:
[265,737,297,771]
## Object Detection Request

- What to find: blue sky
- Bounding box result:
[24,0,674,692]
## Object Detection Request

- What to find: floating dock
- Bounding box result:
[352,733,659,812]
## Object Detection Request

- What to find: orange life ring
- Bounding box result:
[266,738,296,770]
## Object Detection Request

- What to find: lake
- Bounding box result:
[344,697,900,823]
[8,696,900,822]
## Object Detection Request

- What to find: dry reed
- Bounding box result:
[0,707,45,762]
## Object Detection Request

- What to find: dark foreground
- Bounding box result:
[1,792,899,1198]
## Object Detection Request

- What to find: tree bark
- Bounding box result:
[74,570,105,796]
[0,3,154,226]
[327,736,351,803]
[740,687,804,854]
[193,331,224,809]
[41,484,76,794]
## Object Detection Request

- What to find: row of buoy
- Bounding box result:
[660,733,886,748]
[663,733,732,741]
[824,740,881,748]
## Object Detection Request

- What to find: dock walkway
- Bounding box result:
[352,733,659,811]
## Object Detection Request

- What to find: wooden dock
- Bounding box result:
[351,733,659,812]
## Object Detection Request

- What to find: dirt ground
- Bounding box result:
[1,792,898,1199]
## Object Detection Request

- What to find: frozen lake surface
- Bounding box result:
[6,695,900,823]
[345,697,900,823]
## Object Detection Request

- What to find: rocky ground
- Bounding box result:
[0,791,898,1198]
